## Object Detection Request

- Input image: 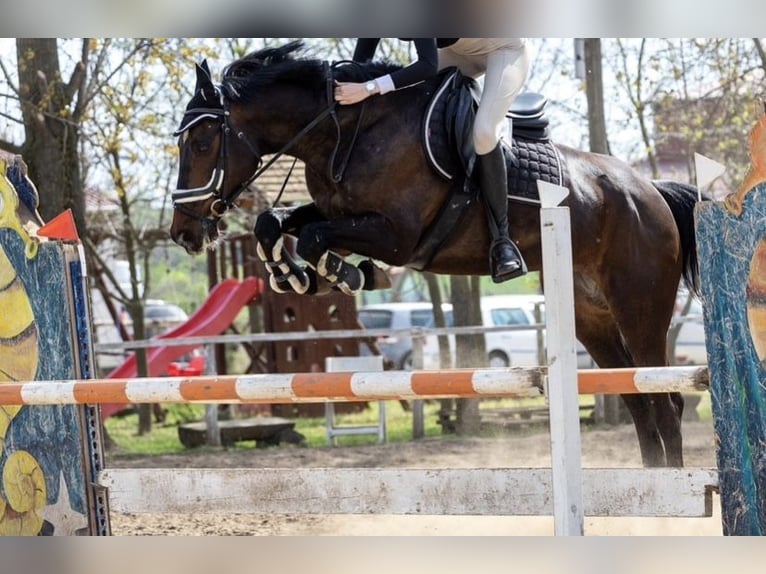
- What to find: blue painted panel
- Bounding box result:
[696,186,766,535]
[0,231,90,535]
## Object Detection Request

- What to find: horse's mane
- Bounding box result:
[221,41,402,103]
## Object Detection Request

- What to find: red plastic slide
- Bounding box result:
[100,276,263,419]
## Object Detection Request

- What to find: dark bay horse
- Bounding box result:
[170,42,701,467]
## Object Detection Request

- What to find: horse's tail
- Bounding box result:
[652,179,706,297]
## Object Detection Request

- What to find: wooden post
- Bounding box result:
[411,335,425,439]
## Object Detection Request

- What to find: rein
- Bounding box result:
[327,60,369,183]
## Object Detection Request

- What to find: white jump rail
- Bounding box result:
[99,467,718,518]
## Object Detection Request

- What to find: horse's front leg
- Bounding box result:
[296,215,400,296]
[253,207,316,294]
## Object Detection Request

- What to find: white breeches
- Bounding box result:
[438,38,530,155]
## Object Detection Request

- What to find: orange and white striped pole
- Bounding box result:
[0,366,708,406]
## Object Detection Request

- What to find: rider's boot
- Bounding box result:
[477,143,527,283]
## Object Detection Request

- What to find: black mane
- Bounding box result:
[221,41,402,103]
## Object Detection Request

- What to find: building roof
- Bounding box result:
[245,155,310,207]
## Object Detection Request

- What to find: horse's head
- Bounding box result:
[171,41,385,253]
[170,59,262,254]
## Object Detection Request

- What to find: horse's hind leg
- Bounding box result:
[654,392,684,466]
[587,307,684,467]
[616,391,684,467]
[607,278,685,466]
[601,273,685,466]
[574,307,671,467]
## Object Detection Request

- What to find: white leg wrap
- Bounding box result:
[269,274,290,294]
[317,252,334,281]
[271,236,284,262]
[256,242,268,262]
[288,272,309,294]
[317,251,364,296]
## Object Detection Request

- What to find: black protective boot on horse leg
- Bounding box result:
[477,143,527,283]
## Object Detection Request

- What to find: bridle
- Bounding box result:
[171,60,364,230]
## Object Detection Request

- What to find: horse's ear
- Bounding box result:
[194,60,216,99]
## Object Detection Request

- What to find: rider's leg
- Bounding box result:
[473,43,531,283]
[476,144,527,282]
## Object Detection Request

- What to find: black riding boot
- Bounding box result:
[477,143,527,283]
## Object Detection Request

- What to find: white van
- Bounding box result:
[480,295,546,367]
[481,294,597,368]
[359,295,594,370]
[359,297,547,369]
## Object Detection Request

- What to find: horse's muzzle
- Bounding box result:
[171,229,204,254]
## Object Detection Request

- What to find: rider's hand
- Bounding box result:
[334,81,377,105]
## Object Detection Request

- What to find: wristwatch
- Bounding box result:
[365,81,377,94]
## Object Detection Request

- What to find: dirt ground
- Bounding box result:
[106,418,721,536]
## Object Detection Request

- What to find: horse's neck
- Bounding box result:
[261,85,428,179]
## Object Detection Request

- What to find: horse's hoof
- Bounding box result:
[287,267,310,295]
[269,273,293,294]
[359,259,392,291]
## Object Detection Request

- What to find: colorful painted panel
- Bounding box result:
[0,157,99,535]
[747,240,766,363]
[696,184,766,536]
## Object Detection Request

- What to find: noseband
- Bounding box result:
[172,62,342,228]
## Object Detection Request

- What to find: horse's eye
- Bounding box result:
[191,139,211,154]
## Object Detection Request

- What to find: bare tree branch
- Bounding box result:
[0,58,20,99]
[66,38,89,119]
[752,38,766,73]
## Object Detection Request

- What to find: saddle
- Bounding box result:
[410,69,568,269]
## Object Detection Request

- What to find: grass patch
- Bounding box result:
[105,401,451,455]
[105,397,566,455]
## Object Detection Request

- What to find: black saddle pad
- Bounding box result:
[503,138,568,204]
[423,70,567,204]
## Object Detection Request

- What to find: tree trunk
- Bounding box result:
[451,275,483,435]
[425,272,455,433]
[583,38,625,425]
[584,39,609,156]
[16,39,86,232]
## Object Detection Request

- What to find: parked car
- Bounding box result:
[358,302,454,370]
[480,295,595,368]
[479,295,546,367]
[91,297,190,374]
[358,297,556,370]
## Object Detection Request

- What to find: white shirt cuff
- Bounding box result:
[376,75,395,95]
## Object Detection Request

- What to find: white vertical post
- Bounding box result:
[538,181,584,536]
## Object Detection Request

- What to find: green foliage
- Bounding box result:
[106,403,206,455]
[147,244,209,312]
